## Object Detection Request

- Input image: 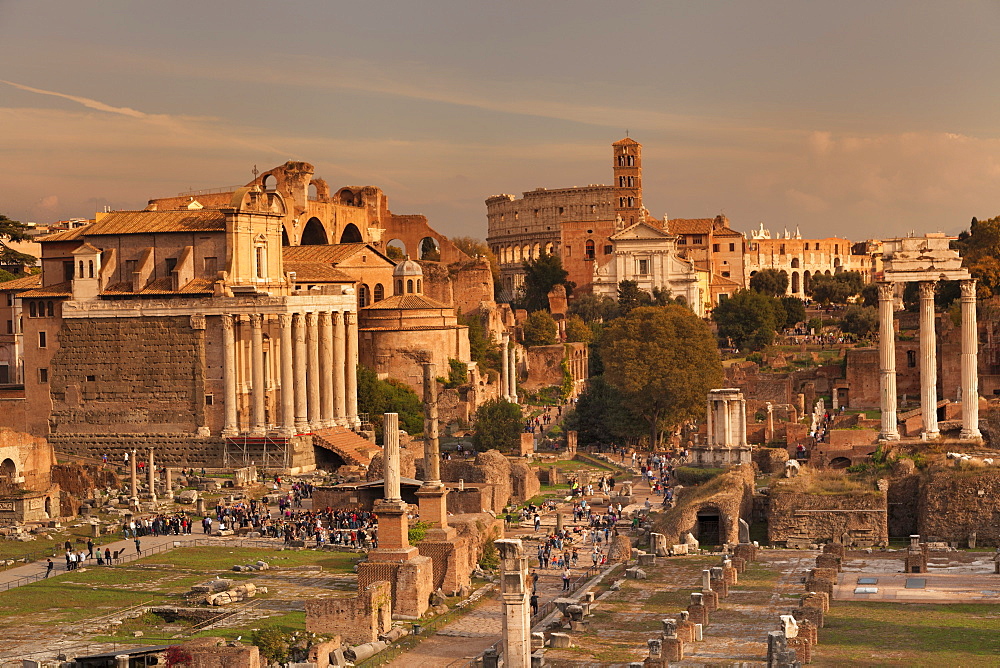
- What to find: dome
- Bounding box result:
[393,258,423,277]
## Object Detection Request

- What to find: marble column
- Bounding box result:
[721,398,732,447]
[500,333,511,401]
[422,361,441,484]
[147,447,156,502]
[918,282,939,439]
[129,450,138,499]
[293,312,309,432]
[306,312,321,429]
[706,398,714,446]
[249,313,266,435]
[278,314,295,435]
[332,311,347,425]
[384,412,401,502]
[960,279,982,440]
[497,539,531,668]
[509,345,518,404]
[319,311,335,428]
[345,311,359,426]
[738,397,748,447]
[221,314,238,436]
[877,282,900,440]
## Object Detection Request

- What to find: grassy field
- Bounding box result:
[140,546,361,573]
[816,602,1000,667]
[92,610,307,644]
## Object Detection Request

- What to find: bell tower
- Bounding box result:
[612,137,642,226]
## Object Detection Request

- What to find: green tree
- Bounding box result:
[0,214,35,267]
[357,365,423,437]
[522,310,557,346]
[808,275,852,304]
[779,296,807,328]
[444,358,468,388]
[954,215,1000,297]
[569,293,619,322]
[713,289,782,351]
[565,374,645,447]
[385,244,405,261]
[601,305,723,447]
[841,305,878,338]
[472,398,522,452]
[563,314,593,343]
[617,279,652,314]
[749,268,789,296]
[520,251,572,312]
[460,312,501,373]
[251,626,292,663]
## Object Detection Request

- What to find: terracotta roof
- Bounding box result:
[0,274,42,291]
[20,281,72,297]
[712,273,743,288]
[83,210,227,236]
[667,218,714,235]
[282,243,370,263]
[37,227,88,242]
[361,294,450,310]
[101,277,214,296]
[613,137,640,146]
[311,426,382,468]
[284,262,355,282]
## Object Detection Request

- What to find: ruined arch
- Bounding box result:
[0,458,15,481]
[791,257,800,269]
[695,504,725,546]
[791,271,800,294]
[340,223,363,243]
[301,217,329,245]
[386,239,406,261]
[418,237,441,260]
[829,457,852,469]
[513,246,521,263]
[532,242,540,259]
[545,242,554,256]
[44,496,51,517]
[338,188,362,207]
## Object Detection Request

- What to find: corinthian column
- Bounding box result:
[249,314,266,435]
[877,282,900,440]
[501,333,510,401]
[345,311,359,426]
[306,312,321,429]
[278,314,295,435]
[384,412,401,501]
[918,282,939,439]
[332,311,347,425]
[221,314,238,436]
[319,311,334,428]
[293,312,309,432]
[509,345,518,404]
[422,361,440,484]
[960,279,982,440]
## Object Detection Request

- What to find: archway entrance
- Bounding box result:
[696,508,721,546]
[340,223,363,243]
[830,457,852,469]
[301,218,328,245]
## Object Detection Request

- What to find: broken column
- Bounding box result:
[357,412,433,618]
[164,467,172,498]
[766,631,800,668]
[701,569,719,611]
[147,447,156,502]
[661,618,684,662]
[687,592,708,627]
[129,449,138,507]
[497,538,531,668]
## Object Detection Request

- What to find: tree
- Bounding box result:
[357,365,423,437]
[778,296,806,329]
[522,310,557,346]
[565,375,645,447]
[954,215,1000,297]
[472,398,522,452]
[563,314,593,343]
[0,214,35,267]
[749,269,789,297]
[713,290,782,351]
[808,275,852,304]
[452,236,500,285]
[520,251,572,312]
[419,238,441,261]
[385,244,404,261]
[601,305,723,447]
[841,305,878,339]
[617,279,651,314]
[569,293,619,322]
[460,312,501,373]
[252,626,292,663]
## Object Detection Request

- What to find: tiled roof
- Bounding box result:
[612,137,640,146]
[37,227,89,242]
[101,277,214,296]
[20,281,72,297]
[83,210,226,236]
[282,243,369,263]
[362,294,450,310]
[712,273,743,287]
[0,274,42,291]
[284,262,355,283]
[667,218,714,235]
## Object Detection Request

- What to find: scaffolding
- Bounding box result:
[223,433,289,474]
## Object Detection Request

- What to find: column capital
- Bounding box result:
[249,313,264,328]
[305,311,318,326]
[960,279,977,300]
[221,313,235,330]
[330,310,343,324]
[345,311,358,326]
[876,281,894,300]
[917,281,936,299]
[277,313,292,327]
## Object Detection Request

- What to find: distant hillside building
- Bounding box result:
[745,224,871,297]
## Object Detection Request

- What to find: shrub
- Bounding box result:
[673,467,724,485]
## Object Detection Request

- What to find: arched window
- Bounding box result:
[46,301,53,317]
[791,271,800,293]
[28,302,36,318]
[407,279,414,294]
[88,260,94,278]
[78,261,84,278]
[416,279,421,293]
[373,283,384,302]
[396,280,403,295]
[359,284,370,308]
[585,239,595,260]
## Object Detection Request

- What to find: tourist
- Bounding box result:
[45,558,54,578]
[104,547,112,565]
[562,567,571,590]
[530,592,539,616]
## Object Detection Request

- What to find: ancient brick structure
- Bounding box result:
[745,225,870,298]
[767,486,888,548]
[177,637,262,668]
[305,580,392,645]
[656,464,754,546]
[0,428,61,521]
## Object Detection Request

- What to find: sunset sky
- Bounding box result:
[2,0,998,241]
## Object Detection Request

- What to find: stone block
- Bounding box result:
[663,637,683,662]
[625,567,647,580]
[549,632,572,648]
[788,636,812,664]
[702,589,719,611]
[637,553,655,567]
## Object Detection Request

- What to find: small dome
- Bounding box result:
[393,258,423,278]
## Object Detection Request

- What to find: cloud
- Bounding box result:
[0,79,149,119]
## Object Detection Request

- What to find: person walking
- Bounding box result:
[86,538,94,559]
[134,537,141,555]
[530,592,539,617]
[44,558,54,578]
[562,567,571,591]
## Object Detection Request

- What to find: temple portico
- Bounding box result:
[878,234,980,442]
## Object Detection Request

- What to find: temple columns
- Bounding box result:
[877,281,900,441]
[960,280,982,440]
[332,311,347,425]
[319,311,334,428]
[221,314,238,436]
[918,282,939,439]
[278,314,295,435]
[293,312,309,432]
[501,333,510,401]
[345,311,359,426]
[249,314,266,435]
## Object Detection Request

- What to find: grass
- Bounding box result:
[531,459,601,472]
[816,602,1000,667]
[92,610,307,644]
[140,546,361,573]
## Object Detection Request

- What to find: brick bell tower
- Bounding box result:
[613,137,643,226]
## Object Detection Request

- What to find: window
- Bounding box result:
[63,261,74,282]
[407,279,414,293]
[729,243,735,252]
[78,261,84,278]
[373,283,384,302]
[722,271,731,278]
[28,302,36,318]
[5,320,11,334]
[86,375,95,382]
[780,244,786,255]
[38,331,46,348]
[46,301,53,317]
[38,368,48,383]
[835,244,840,255]
[565,246,571,257]
[558,207,565,215]
[712,244,720,252]
[88,260,94,278]
[585,240,595,260]
[255,247,265,279]
[166,257,178,274]
[638,259,649,275]
[677,237,687,245]
[359,284,370,307]
[4,294,11,307]
[604,245,613,255]
[907,350,917,368]
[205,394,214,406]
[396,279,403,295]
[692,236,703,245]
[204,257,218,276]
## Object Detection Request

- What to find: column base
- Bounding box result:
[959,428,983,441]
[250,426,267,436]
[921,430,940,441]
[221,428,239,438]
[366,546,421,562]
[878,431,900,442]
[294,421,311,433]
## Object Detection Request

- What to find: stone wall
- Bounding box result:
[49,316,206,434]
[305,581,392,645]
[654,464,754,545]
[177,638,261,668]
[918,468,1000,546]
[523,344,567,392]
[767,488,888,547]
[0,428,55,491]
[48,433,226,467]
[439,449,512,512]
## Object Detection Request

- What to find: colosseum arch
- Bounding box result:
[791,271,800,293]
[545,242,555,256]
[301,217,329,245]
[419,237,441,260]
[513,246,521,263]
[532,242,540,259]
[791,257,800,269]
[803,270,811,292]
[522,245,531,261]
[340,223,363,243]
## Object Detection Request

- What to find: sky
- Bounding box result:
[1,0,999,241]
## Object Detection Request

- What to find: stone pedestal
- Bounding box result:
[702,588,719,612]
[662,637,683,662]
[497,539,531,668]
[687,593,708,627]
